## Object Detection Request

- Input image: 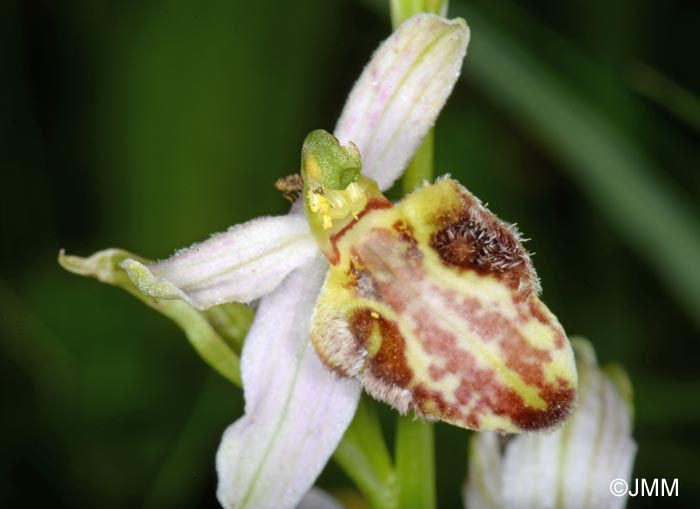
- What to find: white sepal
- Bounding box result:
[122,214,316,309]
[335,13,469,191]
[216,257,361,509]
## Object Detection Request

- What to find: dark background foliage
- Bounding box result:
[1,0,698,507]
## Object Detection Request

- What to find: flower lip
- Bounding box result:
[309,178,577,433]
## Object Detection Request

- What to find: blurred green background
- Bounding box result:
[2,0,699,507]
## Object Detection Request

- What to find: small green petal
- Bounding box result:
[120,258,189,300]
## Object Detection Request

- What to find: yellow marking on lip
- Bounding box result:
[366,325,383,357]
[371,311,380,319]
[519,318,560,352]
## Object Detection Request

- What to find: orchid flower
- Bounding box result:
[116,15,472,508]
[464,338,637,509]
[61,12,580,509]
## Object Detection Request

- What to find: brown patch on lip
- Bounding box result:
[349,308,412,388]
[428,364,448,382]
[509,382,576,431]
[430,186,538,297]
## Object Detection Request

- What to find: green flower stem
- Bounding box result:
[393,0,440,200]
[402,129,435,195]
[396,128,438,509]
[333,396,398,509]
[396,417,436,509]
[392,5,439,508]
[336,5,452,503]
[390,0,448,27]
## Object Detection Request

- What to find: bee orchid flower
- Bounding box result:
[120,15,471,509]
[75,13,578,509]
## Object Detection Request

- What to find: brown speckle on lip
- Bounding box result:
[349,308,413,388]
[509,382,576,431]
[430,185,538,298]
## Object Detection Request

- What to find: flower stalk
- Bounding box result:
[396,417,436,509]
[333,397,398,509]
[391,3,444,508]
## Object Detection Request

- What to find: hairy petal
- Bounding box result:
[216,257,361,509]
[334,13,469,191]
[464,339,637,509]
[121,214,317,309]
